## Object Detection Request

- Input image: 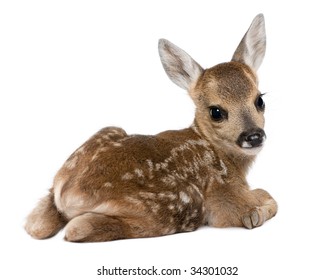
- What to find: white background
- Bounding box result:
[1,0,334,279]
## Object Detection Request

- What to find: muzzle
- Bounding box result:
[237,128,266,149]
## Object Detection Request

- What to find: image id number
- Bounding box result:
[190,266,238,276]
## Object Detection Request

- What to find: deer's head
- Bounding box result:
[159,14,266,157]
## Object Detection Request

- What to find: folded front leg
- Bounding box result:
[242,189,278,229]
[205,185,277,229]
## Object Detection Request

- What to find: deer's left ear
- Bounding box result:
[232,14,266,71]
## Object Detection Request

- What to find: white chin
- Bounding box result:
[241,146,263,156]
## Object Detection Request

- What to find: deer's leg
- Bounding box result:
[25,192,67,239]
[206,186,277,229]
[241,189,278,229]
[64,212,160,242]
[64,213,130,242]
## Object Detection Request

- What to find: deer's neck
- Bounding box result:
[190,120,255,179]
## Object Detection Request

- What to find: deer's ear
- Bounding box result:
[159,39,204,90]
[232,14,266,71]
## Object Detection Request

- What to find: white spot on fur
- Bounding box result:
[168,204,175,210]
[151,203,160,214]
[181,222,196,232]
[91,153,99,162]
[102,134,110,140]
[91,147,109,162]
[141,197,160,214]
[122,172,134,180]
[103,182,113,188]
[191,209,199,218]
[113,142,122,147]
[155,162,168,171]
[215,176,224,185]
[146,159,154,179]
[179,191,191,204]
[177,204,184,212]
[63,156,78,169]
[219,159,227,175]
[125,196,143,205]
[161,175,177,187]
[186,139,210,148]
[139,192,156,200]
[158,192,177,200]
[203,151,214,164]
[108,128,126,136]
[162,227,176,235]
[134,168,144,178]
[74,145,85,155]
[188,183,204,199]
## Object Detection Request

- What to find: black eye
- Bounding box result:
[255,95,265,111]
[209,106,227,122]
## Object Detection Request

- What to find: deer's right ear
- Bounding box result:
[232,14,266,71]
[159,39,204,90]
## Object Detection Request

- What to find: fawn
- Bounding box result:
[25,14,277,242]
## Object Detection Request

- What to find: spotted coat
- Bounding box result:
[25,14,277,242]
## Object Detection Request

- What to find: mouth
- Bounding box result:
[221,139,265,157]
[240,144,264,156]
[237,133,266,156]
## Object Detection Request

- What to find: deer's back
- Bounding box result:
[53,127,227,231]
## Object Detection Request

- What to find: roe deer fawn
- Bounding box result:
[25,14,277,242]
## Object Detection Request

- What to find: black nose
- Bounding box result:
[237,129,266,148]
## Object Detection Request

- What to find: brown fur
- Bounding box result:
[25,14,277,242]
